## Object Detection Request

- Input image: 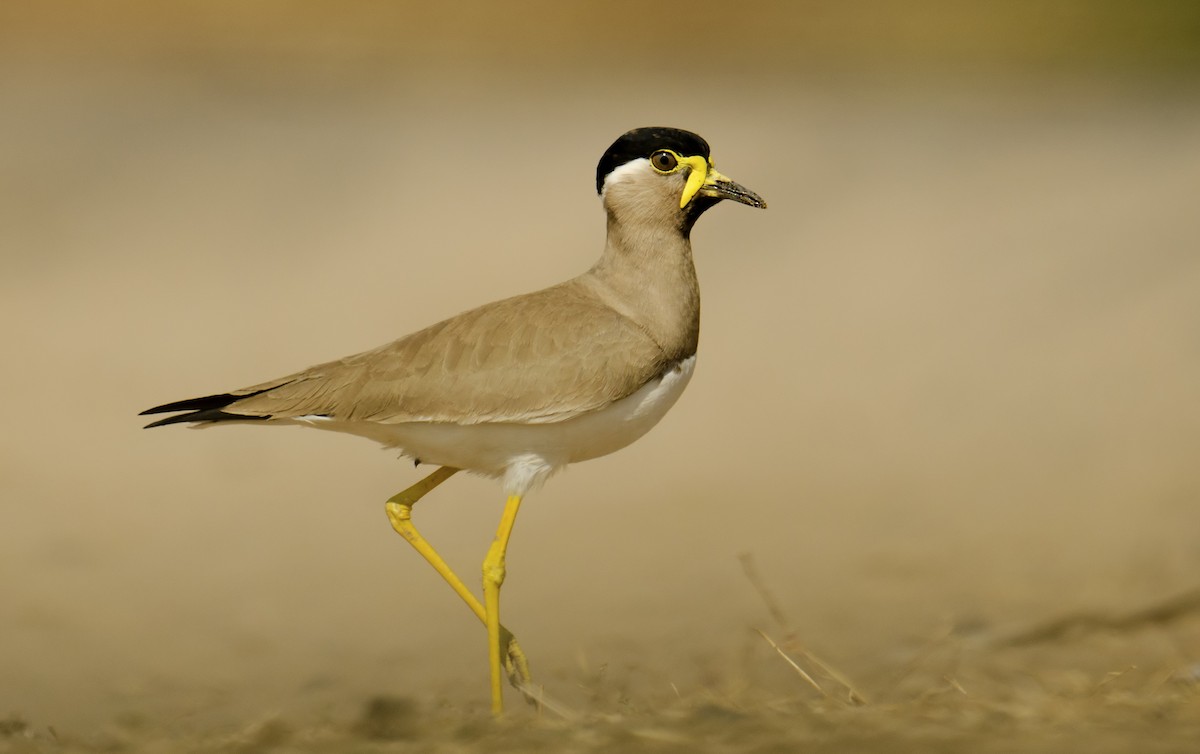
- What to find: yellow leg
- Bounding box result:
[384,469,533,704]
[483,493,523,716]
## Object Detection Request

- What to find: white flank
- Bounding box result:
[294,355,697,496]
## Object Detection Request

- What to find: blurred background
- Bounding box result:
[2,0,1198,742]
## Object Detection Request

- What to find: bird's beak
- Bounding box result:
[679,156,767,209]
[699,169,768,209]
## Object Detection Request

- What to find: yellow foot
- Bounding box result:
[383,469,537,711]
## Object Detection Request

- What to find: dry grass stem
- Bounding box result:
[995,587,1200,646]
[784,640,869,706]
[741,552,869,705]
[516,682,576,721]
[943,676,968,696]
[738,552,791,632]
[755,628,826,697]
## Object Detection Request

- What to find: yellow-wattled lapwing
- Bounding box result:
[141,127,766,714]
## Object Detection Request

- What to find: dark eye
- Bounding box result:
[650,150,678,172]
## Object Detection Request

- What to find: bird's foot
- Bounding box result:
[499,627,538,707]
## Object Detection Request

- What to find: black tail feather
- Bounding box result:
[143,409,272,429]
[140,392,244,416]
[140,387,276,428]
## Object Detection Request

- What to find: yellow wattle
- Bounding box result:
[679,155,710,208]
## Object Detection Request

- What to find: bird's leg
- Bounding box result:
[482,493,523,716]
[384,468,534,704]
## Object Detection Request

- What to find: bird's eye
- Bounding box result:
[650,151,678,172]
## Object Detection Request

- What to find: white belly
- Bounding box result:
[302,355,696,495]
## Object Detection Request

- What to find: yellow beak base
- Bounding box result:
[679,157,767,210]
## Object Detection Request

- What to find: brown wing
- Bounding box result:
[220,281,672,425]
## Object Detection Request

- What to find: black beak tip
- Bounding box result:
[724,181,767,209]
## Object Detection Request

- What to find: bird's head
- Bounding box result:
[596,127,766,234]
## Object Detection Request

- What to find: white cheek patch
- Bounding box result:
[600,158,651,197]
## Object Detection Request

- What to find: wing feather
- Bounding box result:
[217,281,672,425]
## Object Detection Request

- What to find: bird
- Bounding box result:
[140,126,766,715]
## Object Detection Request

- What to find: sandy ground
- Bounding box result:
[3,4,1200,751]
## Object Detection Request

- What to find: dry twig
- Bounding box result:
[739,552,868,705]
[994,586,1200,647]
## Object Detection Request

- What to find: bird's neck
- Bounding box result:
[584,213,701,361]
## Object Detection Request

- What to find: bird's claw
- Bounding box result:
[499,628,538,707]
